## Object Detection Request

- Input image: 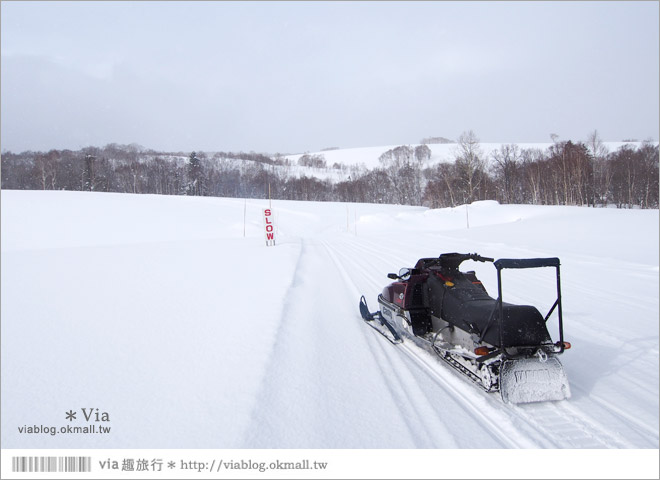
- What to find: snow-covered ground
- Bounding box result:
[1,191,658,453]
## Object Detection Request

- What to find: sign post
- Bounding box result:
[263,208,276,246]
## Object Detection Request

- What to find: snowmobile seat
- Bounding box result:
[427,271,552,348]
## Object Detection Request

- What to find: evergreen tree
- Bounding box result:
[83,154,95,191]
[186,151,205,196]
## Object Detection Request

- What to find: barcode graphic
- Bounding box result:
[11,456,92,473]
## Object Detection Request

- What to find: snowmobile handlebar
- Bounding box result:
[469,254,494,263]
[429,253,494,271]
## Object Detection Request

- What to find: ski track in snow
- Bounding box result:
[1,191,658,450]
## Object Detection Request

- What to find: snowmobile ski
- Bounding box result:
[359,295,402,344]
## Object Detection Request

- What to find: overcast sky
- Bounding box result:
[1,1,658,154]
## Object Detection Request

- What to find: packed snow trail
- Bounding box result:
[241,238,505,448]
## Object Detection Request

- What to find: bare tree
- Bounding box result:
[491,144,522,204]
[586,130,609,206]
[414,144,432,163]
[520,148,546,205]
[378,145,423,205]
[638,141,659,209]
[454,130,485,203]
[298,154,327,169]
[35,150,59,190]
[423,163,459,207]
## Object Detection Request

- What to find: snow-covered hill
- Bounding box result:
[285,141,651,172]
[1,191,658,474]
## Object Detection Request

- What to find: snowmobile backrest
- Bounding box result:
[494,258,560,270]
[494,256,566,354]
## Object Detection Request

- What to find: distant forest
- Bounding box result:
[1,131,658,209]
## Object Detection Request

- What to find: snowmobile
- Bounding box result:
[359,252,571,404]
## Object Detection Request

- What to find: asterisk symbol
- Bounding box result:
[65,410,77,421]
[167,462,176,469]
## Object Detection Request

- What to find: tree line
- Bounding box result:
[337,131,658,209]
[1,132,658,209]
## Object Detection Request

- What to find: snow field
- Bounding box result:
[1,190,658,453]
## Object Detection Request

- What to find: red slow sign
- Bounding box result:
[263,208,275,246]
